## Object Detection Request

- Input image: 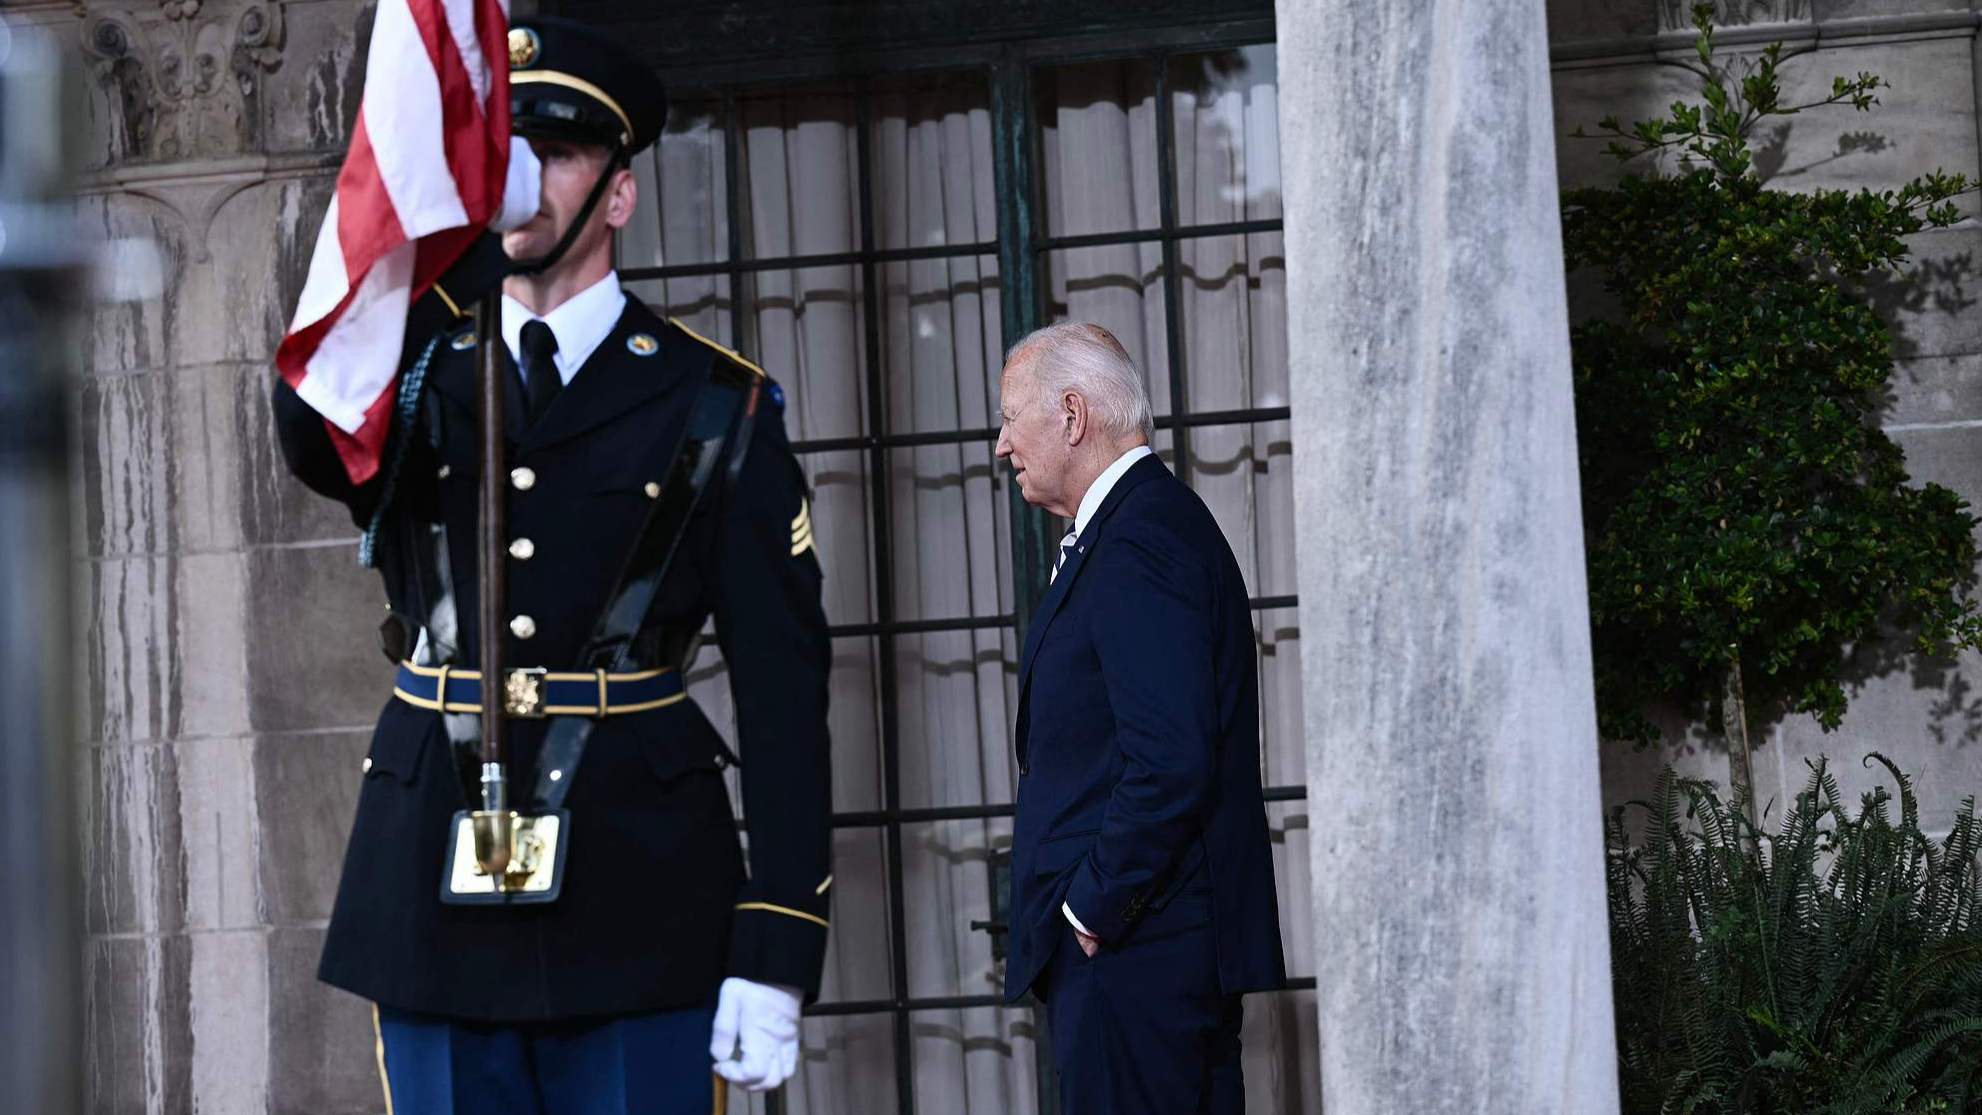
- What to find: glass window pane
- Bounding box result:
[783,1005,900,1115]
[880,250,1004,436]
[866,71,997,255]
[901,820,1012,1001]
[738,82,865,260]
[1034,58,1160,240]
[883,437,1012,624]
[1257,604,1304,788]
[892,628,1019,812]
[623,97,730,272]
[743,264,870,443]
[1167,46,1283,228]
[909,1006,1043,1115]
[622,274,733,352]
[814,827,895,1003]
[1172,67,1288,588]
[804,443,878,632]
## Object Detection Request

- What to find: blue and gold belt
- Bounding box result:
[392,661,685,719]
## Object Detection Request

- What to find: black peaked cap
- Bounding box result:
[508,16,667,155]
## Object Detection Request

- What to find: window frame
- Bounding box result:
[613,25,1310,1115]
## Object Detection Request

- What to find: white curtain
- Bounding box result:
[620,48,1314,1114]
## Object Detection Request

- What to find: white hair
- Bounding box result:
[1008,321,1155,444]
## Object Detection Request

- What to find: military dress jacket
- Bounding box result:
[273,292,833,1023]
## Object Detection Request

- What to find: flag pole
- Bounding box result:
[473,288,513,878]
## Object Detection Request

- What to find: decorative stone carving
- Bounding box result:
[1658,0,1811,32]
[79,0,285,166]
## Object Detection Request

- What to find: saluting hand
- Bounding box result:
[709,976,803,1092]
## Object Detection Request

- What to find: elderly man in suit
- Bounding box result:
[996,322,1286,1114]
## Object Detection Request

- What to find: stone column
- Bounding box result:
[57,0,394,1110]
[1274,0,1619,1111]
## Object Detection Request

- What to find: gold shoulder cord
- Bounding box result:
[431,282,469,320]
[669,317,768,380]
[734,900,830,930]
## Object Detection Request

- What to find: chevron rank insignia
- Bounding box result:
[791,499,815,558]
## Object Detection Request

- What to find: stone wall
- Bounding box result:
[54,0,1982,1110]
[52,0,388,1108]
[1546,0,1982,835]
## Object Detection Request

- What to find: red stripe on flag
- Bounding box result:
[411,224,482,300]
[409,0,500,225]
[275,294,340,392]
[327,377,401,486]
[335,112,410,282]
[475,0,511,137]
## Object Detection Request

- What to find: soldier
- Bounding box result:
[271,17,832,1113]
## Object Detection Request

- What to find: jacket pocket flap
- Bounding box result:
[644,740,728,785]
[1030,828,1098,878]
[634,704,735,785]
[363,702,432,785]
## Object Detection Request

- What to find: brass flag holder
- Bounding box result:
[439,289,567,904]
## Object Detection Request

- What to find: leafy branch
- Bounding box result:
[1570,4,1886,181]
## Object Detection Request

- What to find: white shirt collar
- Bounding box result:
[1073,444,1155,536]
[499,270,628,386]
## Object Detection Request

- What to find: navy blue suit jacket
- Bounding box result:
[1004,454,1286,1001]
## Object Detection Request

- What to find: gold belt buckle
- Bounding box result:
[503,667,549,718]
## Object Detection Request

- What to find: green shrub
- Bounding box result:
[1561,6,1981,774]
[1608,756,1982,1113]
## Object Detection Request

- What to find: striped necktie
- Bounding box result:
[1051,526,1078,584]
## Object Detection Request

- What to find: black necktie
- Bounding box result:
[520,319,561,424]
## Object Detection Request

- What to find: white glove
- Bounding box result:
[491,137,542,233]
[708,977,802,1092]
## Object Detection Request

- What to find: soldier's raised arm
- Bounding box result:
[269,232,511,521]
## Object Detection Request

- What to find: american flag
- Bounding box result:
[276,0,518,485]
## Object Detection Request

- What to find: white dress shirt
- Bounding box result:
[1059,443,1155,941]
[499,270,628,386]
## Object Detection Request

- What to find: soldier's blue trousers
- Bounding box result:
[373,1001,723,1115]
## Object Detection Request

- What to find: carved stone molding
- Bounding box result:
[77,150,335,263]
[1658,0,1812,33]
[78,0,285,166]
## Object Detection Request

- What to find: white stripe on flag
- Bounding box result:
[295,241,417,433]
[364,0,469,239]
[287,194,350,332]
[441,0,493,108]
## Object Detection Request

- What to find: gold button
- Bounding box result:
[510,467,537,491]
[644,481,661,499]
[510,615,537,640]
[362,757,373,774]
[509,538,536,561]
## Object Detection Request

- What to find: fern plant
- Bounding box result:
[1608,756,1982,1114]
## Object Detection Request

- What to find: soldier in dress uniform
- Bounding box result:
[271,17,832,1114]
